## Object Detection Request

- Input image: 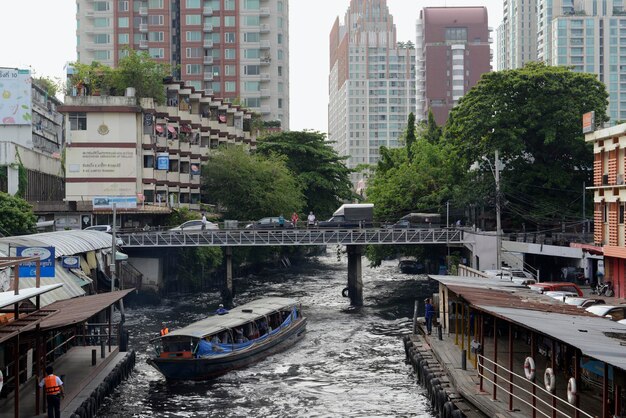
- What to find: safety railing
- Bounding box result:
[477,355,593,418]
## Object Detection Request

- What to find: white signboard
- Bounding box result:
[66,148,137,178]
[0,68,32,125]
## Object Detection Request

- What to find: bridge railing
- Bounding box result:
[117,227,465,247]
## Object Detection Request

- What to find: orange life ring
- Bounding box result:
[567,377,577,404]
[523,356,536,381]
[544,367,556,393]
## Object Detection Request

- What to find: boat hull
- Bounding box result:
[148,317,307,381]
[399,260,424,274]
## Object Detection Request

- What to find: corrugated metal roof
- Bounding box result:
[0,230,114,258]
[430,275,626,370]
[40,289,135,330]
[19,264,88,307]
[0,284,62,309]
[164,297,299,339]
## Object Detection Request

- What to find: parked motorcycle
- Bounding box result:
[592,281,614,297]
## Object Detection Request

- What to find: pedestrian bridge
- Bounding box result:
[118,227,465,248]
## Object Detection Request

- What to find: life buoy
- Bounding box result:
[0,370,3,392]
[544,368,556,393]
[523,356,536,381]
[567,377,577,404]
[341,287,349,298]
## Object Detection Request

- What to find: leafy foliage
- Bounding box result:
[0,192,37,236]
[33,76,61,98]
[256,131,354,219]
[405,113,416,161]
[202,146,304,220]
[444,62,608,226]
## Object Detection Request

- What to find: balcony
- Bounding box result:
[203,72,214,81]
[203,39,213,48]
[138,40,148,49]
[260,40,270,49]
[203,55,214,65]
[138,23,148,33]
[139,7,147,16]
[260,24,270,33]
[260,89,270,97]
[260,7,270,17]
[202,7,213,16]
[203,23,213,31]
[260,73,270,81]
[260,106,271,114]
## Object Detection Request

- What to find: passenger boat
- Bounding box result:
[398,257,424,274]
[148,297,307,380]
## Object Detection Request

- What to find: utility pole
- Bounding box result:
[582,181,586,234]
[495,150,502,269]
[110,203,117,350]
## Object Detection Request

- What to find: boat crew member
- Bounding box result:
[39,365,64,418]
[216,304,229,315]
[424,298,434,336]
[160,322,169,336]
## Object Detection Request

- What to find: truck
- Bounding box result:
[317,203,374,228]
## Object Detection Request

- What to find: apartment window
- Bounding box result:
[186,47,203,58]
[244,0,259,9]
[119,49,129,58]
[604,204,608,222]
[187,80,202,90]
[118,1,129,11]
[244,81,259,91]
[148,31,164,42]
[244,32,259,42]
[208,0,220,10]
[225,65,236,76]
[69,113,87,131]
[211,82,221,92]
[186,15,201,25]
[94,51,110,60]
[225,49,236,59]
[149,48,164,58]
[278,98,283,109]
[186,0,200,8]
[118,33,129,44]
[148,0,163,8]
[620,203,626,224]
[244,16,259,26]
[244,65,259,75]
[445,27,467,42]
[278,82,283,93]
[143,155,154,168]
[148,15,164,25]
[186,31,201,41]
[211,65,220,76]
[186,64,202,74]
[118,17,129,27]
[278,33,283,44]
[245,97,260,107]
[278,66,282,76]
[277,16,283,28]
[224,0,235,10]
[277,1,283,12]
[225,81,236,92]
[225,32,235,43]
[210,49,220,58]
[94,1,110,11]
[94,18,110,27]
[277,49,283,60]
[224,16,235,27]
[94,34,110,44]
[244,49,260,59]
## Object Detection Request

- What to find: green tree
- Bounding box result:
[405,113,416,161]
[256,131,354,219]
[33,76,61,98]
[0,192,37,236]
[202,146,304,220]
[445,62,609,225]
[423,109,442,144]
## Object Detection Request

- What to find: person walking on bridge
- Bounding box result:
[291,212,299,228]
[39,365,64,418]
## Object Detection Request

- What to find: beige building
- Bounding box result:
[59,79,256,229]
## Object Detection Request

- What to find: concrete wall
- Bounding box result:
[128,256,162,292]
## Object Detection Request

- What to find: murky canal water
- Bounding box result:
[98,253,437,417]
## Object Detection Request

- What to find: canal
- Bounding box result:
[99,252,437,417]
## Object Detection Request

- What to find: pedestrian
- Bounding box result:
[216,304,229,315]
[39,365,64,418]
[291,212,299,228]
[160,322,169,336]
[424,298,434,336]
[201,212,207,230]
[307,211,316,227]
[278,214,285,227]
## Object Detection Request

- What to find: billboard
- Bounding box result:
[582,111,595,134]
[0,68,32,125]
[92,196,137,209]
[156,152,169,170]
[66,148,137,178]
[16,246,55,277]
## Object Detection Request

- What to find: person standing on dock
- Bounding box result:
[424,298,434,336]
[39,365,64,418]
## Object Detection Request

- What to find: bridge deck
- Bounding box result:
[118,228,465,247]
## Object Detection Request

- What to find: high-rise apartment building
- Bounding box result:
[415,7,492,126]
[497,0,537,70]
[76,0,289,128]
[328,0,416,186]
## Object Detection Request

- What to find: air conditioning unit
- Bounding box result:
[617,173,624,185]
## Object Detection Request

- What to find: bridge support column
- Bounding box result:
[223,247,234,308]
[347,245,363,306]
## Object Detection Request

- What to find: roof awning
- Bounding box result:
[570,242,603,255]
[39,289,135,330]
[155,125,164,133]
[0,284,63,309]
[167,125,177,133]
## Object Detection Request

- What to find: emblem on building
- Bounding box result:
[97,123,110,135]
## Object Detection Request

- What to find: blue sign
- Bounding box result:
[156,152,169,170]
[62,256,80,269]
[16,246,55,278]
[92,196,137,209]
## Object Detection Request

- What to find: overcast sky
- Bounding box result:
[1,0,503,132]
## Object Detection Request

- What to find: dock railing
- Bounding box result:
[477,354,593,418]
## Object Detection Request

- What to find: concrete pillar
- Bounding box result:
[223,247,233,308]
[347,245,363,306]
[7,164,19,196]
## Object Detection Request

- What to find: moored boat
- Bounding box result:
[398,257,424,274]
[148,297,307,380]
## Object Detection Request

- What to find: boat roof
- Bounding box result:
[162,297,299,340]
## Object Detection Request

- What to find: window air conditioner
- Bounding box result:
[617,174,624,185]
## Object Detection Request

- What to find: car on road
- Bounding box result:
[170,219,219,231]
[563,297,606,308]
[245,217,294,229]
[585,305,626,321]
[483,269,536,285]
[544,291,580,301]
[85,225,112,233]
[528,282,583,297]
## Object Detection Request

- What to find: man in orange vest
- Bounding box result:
[39,365,64,418]
[160,322,169,336]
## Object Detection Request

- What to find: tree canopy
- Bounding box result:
[255,131,354,219]
[0,192,37,236]
[444,62,608,226]
[202,146,304,221]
